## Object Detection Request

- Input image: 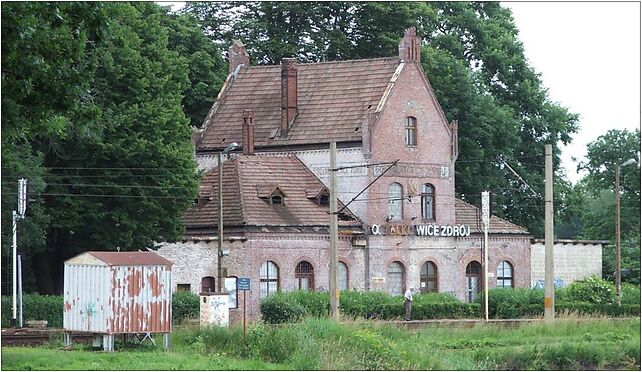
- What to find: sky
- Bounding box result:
[161,1,641,183]
[503,2,640,183]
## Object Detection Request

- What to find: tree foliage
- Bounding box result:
[1,2,223,294]
[182,1,579,236]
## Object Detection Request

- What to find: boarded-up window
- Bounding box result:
[496,261,514,288]
[388,183,403,221]
[465,261,481,303]
[386,261,405,296]
[338,262,348,290]
[201,276,215,293]
[260,261,279,299]
[420,261,438,293]
[295,261,314,291]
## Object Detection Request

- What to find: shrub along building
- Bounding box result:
[158,28,533,322]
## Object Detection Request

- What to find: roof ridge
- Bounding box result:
[244,56,400,70]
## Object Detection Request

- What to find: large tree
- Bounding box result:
[1,2,222,294]
[183,1,579,236]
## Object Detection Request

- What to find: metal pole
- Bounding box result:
[243,290,247,343]
[18,254,23,328]
[544,144,555,322]
[329,142,339,319]
[12,211,17,325]
[615,164,622,306]
[218,151,224,293]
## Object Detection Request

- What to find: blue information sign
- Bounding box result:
[238,277,250,291]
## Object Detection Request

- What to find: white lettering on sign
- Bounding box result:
[368,224,470,237]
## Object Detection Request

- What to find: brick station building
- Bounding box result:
[158,28,532,322]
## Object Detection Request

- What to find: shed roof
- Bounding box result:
[454,199,530,235]
[184,154,361,229]
[197,57,402,150]
[65,251,174,266]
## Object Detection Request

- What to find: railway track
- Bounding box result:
[1,328,95,347]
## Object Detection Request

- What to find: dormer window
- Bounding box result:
[257,184,287,206]
[405,116,417,146]
[305,187,330,207]
[270,195,284,205]
[195,186,213,207]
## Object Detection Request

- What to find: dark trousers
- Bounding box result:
[404,299,412,320]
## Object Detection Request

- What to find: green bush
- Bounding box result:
[172,290,199,324]
[287,290,329,318]
[565,276,616,304]
[1,295,63,328]
[557,302,641,317]
[621,283,640,305]
[340,291,391,318]
[260,292,306,324]
[484,288,544,319]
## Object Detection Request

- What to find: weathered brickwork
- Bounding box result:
[158,234,364,321]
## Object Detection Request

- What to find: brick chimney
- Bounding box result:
[398,27,421,63]
[450,119,459,161]
[280,58,298,138]
[229,40,250,75]
[242,109,254,155]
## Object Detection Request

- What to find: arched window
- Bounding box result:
[420,261,438,293]
[260,261,279,299]
[201,276,215,294]
[496,261,514,288]
[225,276,238,308]
[465,261,482,303]
[386,261,405,296]
[295,261,315,291]
[388,182,403,221]
[405,117,417,146]
[421,184,435,220]
[338,262,348,290]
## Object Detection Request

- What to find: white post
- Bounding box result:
[12,211,18,325]
[481,191,490,321]
[18,254,23,328]
[329,142,339,319]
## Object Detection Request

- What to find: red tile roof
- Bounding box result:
[184,155,361,230]
[198,57,402,150]
[454,199,530,235]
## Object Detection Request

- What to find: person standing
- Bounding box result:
[404,286,415,321]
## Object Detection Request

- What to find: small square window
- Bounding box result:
[177,283,191,292]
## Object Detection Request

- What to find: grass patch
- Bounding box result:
[2,317,639,370]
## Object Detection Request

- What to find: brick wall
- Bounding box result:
[530,242,603,287]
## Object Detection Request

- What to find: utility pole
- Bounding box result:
[329,142,339,319]
[481,191,490,322]
[615,158,637,306]
[218,143,239,293]
[544,144,555,322]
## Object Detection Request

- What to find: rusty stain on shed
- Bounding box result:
[63,251,173,335]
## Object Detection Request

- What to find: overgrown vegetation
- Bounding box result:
[2,318,640,370]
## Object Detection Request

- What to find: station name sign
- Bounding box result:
[369,223,471,237]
